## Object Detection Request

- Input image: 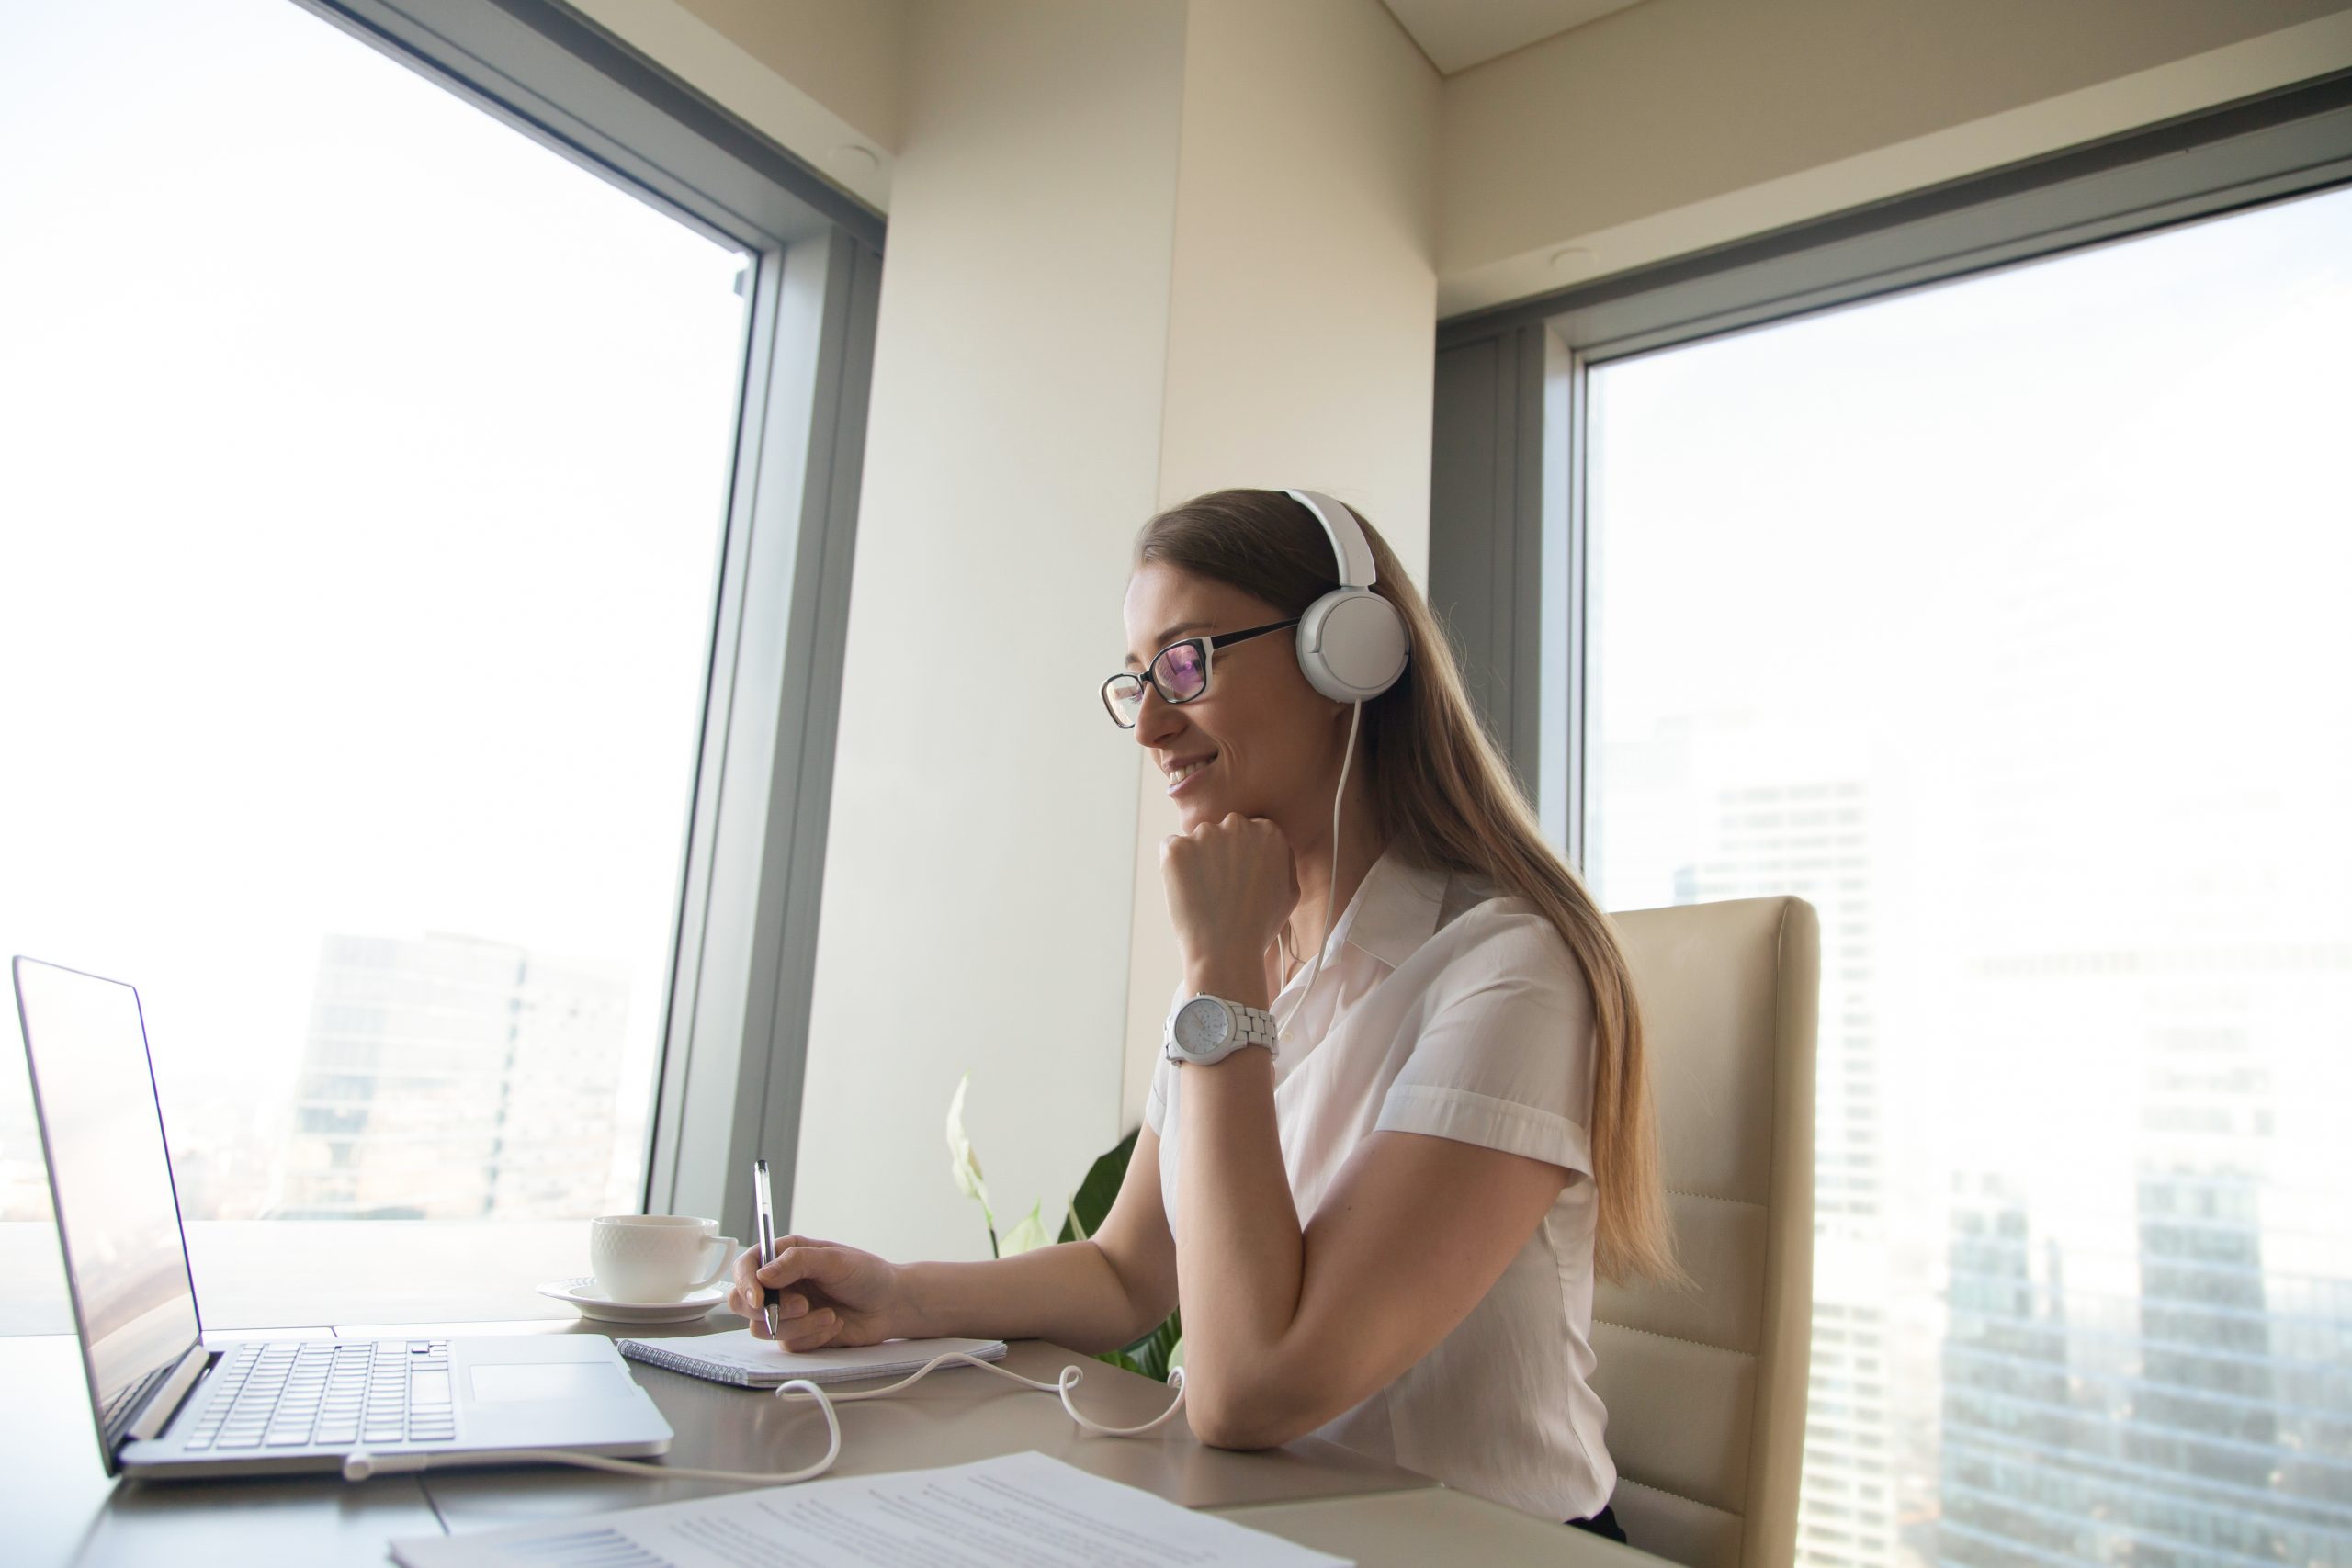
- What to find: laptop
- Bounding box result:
[11,955,674,1480]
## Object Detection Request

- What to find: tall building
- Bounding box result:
[1676,761,1902,1568]
[1933,1010,2352,1568]
[1937,1175,2089,1567]
[273,932,631,1220]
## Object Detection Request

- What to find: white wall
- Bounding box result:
[1158,1,1437,550]
[785,0,1191,1263]
[672,0,910,152]
[1437,0,2352,314]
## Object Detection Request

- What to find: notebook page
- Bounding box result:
[620,1330,1007,1382]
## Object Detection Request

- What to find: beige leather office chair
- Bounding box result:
[1592,896,1818,1568]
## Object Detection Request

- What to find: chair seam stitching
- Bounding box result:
[1617,1475,1744,1520]
[1593,1318,1756,1358]
[1665,1189,1761,1206]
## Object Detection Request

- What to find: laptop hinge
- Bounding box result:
[127,1345,211,1443]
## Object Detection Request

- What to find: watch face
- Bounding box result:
[1173,997,1231,1055]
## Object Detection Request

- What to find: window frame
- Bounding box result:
[1429,68,2352,861]
[293,0,883,1246]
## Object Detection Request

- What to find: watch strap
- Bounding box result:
[1230,1002,1279,1051]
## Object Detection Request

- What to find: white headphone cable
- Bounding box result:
[781,1350,1187,1438]
[341,1352,1185,1485]
[1275,701,1363,1041]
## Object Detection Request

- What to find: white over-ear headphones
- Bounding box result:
[1283,489,1410,703]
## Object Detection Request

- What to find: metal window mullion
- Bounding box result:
[648,231,875,1246]
[294,0,879,254]
[1430,329,1549,807]
[1545,331,1587,872]
[748,231,879,1243]
[643,243,785,1219]
[1509,324,1546,807]
[654,235,803,1236]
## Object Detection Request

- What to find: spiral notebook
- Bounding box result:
[616,1329,1010,1388]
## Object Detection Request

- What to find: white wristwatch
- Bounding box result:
[1163,994,1281,1067]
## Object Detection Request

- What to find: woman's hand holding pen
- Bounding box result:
[729,1235,904,1351]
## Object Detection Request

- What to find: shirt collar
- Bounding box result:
[1327,844,1451,972]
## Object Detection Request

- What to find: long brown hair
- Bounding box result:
[1136,488,1679,1283]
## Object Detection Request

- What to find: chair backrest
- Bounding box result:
[1593,896,1818,1568]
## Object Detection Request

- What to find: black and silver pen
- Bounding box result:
[752,1158,780,1342]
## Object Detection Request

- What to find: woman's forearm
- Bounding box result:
[1171,1049,1305,1409]
[1170,953,1307,1444]
[895,1239,1163,1355]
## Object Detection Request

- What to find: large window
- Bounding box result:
[1585,186,2351,1566]
[0,0,869,1330]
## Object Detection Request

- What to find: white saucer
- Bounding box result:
[537,1276,729,1325]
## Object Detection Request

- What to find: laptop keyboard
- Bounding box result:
[183,1338,456,1451]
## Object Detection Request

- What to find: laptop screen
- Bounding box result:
[11,957,201,1469]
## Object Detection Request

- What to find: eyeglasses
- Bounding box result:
[1101,619,1299,728]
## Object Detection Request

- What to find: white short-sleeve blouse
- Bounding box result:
[1144,845,1614,1521]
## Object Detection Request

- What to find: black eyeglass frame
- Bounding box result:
[1101,618,1301,728]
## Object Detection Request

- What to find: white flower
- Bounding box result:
[945,1070,991,1212]
[999,1201,1050,1258]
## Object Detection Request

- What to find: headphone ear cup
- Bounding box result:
[1297,588,1408,703]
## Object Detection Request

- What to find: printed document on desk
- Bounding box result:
[390,1450,1351,1567]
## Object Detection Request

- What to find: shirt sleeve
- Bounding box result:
[1142,977,1186,1135]
[1373,906,1596,1176]
[1145,1055,1172,1135]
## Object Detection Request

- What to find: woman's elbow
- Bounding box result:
[1182,1370,1318,1450]
[1190,1403,1283,1451]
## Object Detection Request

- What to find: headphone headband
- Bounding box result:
[1284,489,1377,591]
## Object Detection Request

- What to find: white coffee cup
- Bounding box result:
[589,1215,739,1303]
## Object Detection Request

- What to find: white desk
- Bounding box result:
[3,1321,1664,1566]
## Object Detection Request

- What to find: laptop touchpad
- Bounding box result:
[469,1361,626,1404]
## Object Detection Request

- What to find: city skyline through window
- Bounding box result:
[1588,184,2352,1567]
[0,0,747,1270]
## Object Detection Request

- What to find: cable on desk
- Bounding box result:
[341,1352,1186,1486]
[790,1351,1190,1437]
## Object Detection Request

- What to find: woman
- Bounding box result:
[728,487,1678,1537]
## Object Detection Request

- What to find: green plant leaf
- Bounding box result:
[1057,1127,1138,1244]
[1119,1307,1182,1384]
[1000,1200,1051,1257]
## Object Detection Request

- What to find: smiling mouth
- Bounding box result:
[1166,756,1216,795]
